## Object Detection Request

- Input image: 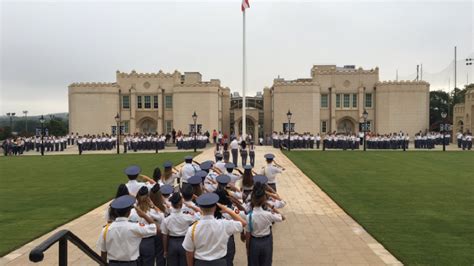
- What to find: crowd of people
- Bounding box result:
[1,135,72,156]
[455,131,473,150]
[98,152,286,266]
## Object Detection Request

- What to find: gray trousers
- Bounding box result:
[226,235,235,266]
[249,151,255,167]
[248,234,273,266]
[195,258,226,266]
[231,149,238,166]
[155,234,166,266]
[167,237,187,266]
[138,237,155,266]
[240,150,248,167]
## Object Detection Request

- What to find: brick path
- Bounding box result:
[1,146,402,265]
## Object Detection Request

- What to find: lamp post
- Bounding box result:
[39,115,45,156]
[6,112,16,132]
[287,110,292,151]
[441,111,447,152]
[23,110,28,133]
[192,111,198,152]
[363,109,368,151]
[115,113,120,154]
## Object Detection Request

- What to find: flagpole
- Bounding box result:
[242,10,247,139]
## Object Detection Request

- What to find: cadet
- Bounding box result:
[161,161,180,187]
[240,140,248,167]
[258,154,284,192]
[97,195,157,266]
[180,156,201,189]
[249,141,256,167]
[124,165,155,196]
[230,137,239,166]
[182,193,247,266]
[246,181,285,266]
[130,187,165,266]
[161,192,197,266]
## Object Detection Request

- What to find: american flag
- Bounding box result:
[241,0,250,12]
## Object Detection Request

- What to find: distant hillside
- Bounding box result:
[0,113,68,127]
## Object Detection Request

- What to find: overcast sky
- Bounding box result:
[1,0,473,115]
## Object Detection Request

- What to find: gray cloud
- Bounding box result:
[1,0,472,115]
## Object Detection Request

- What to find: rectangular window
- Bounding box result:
[120,121,129,134]
[137,96,142,109]
[144,96,151,109]
[282,123,295,133]
[165,120,173,133]
[122,96,130,109]
[321,121,327,133]
[111,126,117,135]
[153,96,158,109]
[352,94,357,108]
[336,94,341,108]
[343,94,350,108]
[365,93,373,108]
[165,95,173,108]
[321,94,328,108]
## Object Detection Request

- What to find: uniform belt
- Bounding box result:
[168,235,185,239]
[251,234,272,239]
[109,260,137,264]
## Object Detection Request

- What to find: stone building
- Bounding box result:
[68,65,430,139]
[453,87,474,134]
[69,70,230,135]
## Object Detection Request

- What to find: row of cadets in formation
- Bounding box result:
[76,135,117,155]
[271,132,320,149]
[216,138,256,168]
[122,134,167,153]
[455,131,473,150]
[365,133,410,150]
[176,134,209,150]
[98,153,286,266]
[414,132,449,149]
[1,135,70,156]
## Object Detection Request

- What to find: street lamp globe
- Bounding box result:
[363,109,368,120]
[286,110,292,121]
[39,115,45,124]
[192,111,198,123]
[115,113,120,122]
[441,111,447,119]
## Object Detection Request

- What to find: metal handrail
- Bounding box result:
[29,229,106,265]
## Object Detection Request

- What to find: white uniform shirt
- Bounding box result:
[181,163,201,183]
[182,215,243,261]
[214,161,226,174]
[230,139,239,150]
[126,180,153,197]
[246,207,282,237]
[97,217,156,261]
[161,208,197,236]
[129,208,164,225]
[259,164,283,184]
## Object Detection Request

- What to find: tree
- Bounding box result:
[429,90,450,129]
[45,117,68,136]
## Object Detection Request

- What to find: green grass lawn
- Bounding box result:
[0,152,197,256]
[284,151,474,265]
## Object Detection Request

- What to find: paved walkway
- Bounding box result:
[1,146,402,265]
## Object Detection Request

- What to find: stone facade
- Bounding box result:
[453,87,474,134]
[69,65,430,138]
[267,65,429,138]
[69,70,231,135]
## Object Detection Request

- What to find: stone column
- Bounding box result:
[358,86,364,132]
[330,88,336,132]
[130,86,137,133]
